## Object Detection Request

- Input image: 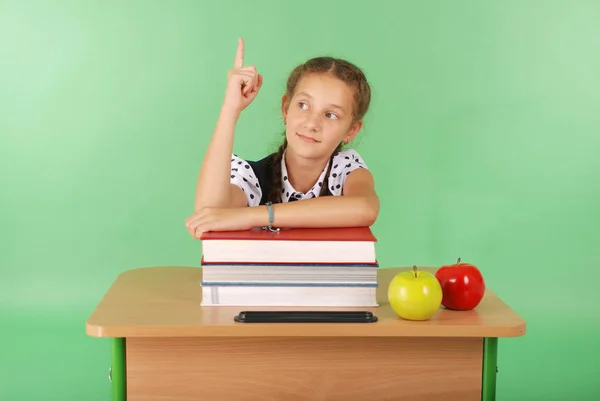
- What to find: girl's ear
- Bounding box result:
[281,94,290,121]
[344,120,363,144]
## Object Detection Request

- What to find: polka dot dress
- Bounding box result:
[230,149,368,207]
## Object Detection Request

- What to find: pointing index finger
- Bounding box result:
[234,38,244,68]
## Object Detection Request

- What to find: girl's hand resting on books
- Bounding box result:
[223,38,262,114]
[185,207,254,238]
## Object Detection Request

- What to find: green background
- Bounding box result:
[2,1,599,400]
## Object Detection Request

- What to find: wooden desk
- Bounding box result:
[86,266,526,401]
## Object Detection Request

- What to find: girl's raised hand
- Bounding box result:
[222,38,263,114]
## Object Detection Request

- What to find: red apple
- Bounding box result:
[435,257,486,311]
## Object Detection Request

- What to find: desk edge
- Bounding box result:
[85,321,526,339]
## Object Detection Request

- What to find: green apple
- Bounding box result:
[388,265,443,321]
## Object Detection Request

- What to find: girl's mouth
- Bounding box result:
[296,133,319,143]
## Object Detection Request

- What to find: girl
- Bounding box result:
[185,38,379,239]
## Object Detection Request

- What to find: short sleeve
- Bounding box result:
[327,149,368,196]
[230,154,262,206]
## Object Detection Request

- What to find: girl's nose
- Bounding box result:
[303,112,321,132]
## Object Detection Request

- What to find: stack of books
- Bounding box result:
[199,227,379,307]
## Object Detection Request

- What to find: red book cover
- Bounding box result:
[200,226,377,242]
[200,256,379,266]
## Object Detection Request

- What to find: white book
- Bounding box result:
[200,227,377,264]
[201,262,378,284]
[201,285,378,307]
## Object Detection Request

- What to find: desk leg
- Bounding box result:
[111,338,126,401]
[481,337,498,401]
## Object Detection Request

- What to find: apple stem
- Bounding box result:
[457,257,461,264]
[413,265,417,278]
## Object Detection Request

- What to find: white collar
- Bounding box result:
[280,150,330,202]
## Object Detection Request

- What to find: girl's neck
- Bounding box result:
[284,149,330,194]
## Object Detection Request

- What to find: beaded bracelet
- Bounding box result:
[263,201,280,233]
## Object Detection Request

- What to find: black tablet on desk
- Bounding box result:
[234,310,378,323]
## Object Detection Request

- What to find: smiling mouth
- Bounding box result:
[296,133,320,143]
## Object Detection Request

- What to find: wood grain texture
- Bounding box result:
[126,336,483,401]
[86,266,526,338]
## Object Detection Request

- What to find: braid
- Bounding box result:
[268,137,287,204]
[319,144,342,197]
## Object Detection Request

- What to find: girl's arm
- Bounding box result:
[193,107,247,211]
[185,159,379,238]
[250,168,380,228]
[193,38,262,211]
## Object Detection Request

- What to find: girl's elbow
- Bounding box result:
[363,196,380,226]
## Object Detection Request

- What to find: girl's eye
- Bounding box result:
[298,102,338,120]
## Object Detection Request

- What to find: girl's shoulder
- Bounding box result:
[331,148,368,168]
[229,153,265,206]
[327,148,369,196]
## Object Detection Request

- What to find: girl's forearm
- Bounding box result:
[194,107,240,211]
[248,195,380,228]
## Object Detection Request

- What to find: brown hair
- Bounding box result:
[268,57,371,204]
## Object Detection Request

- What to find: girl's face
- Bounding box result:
[282,73,362,161]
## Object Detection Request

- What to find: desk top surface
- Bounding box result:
[86,266,526,338]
